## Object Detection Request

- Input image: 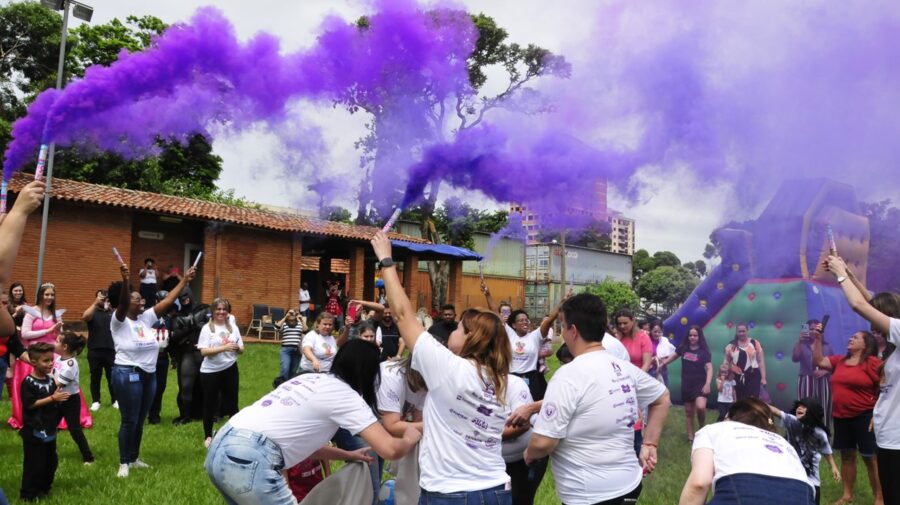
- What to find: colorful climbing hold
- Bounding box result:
[774,321,783,329]
[680,317,688,325]
[773,292,782,300]
[777,382,786,392]
[732,264,741,271]
[775,352,784,360]
[747,292,756,301]
[717,282,725,290]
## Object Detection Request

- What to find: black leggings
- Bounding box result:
[734,368,761,401]
[57,392,94,462]
[506,457,548,505]
[878,446,900,505]
[200,363,239,438]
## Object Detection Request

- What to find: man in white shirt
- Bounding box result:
[524,293,670,505]
[298,282,311,320]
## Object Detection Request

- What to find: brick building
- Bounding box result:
[5,174,477,324]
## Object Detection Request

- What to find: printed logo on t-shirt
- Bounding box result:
[542,402,558,420]
[621,384,631,393]
[518,390,529,402]
[67,359,74,367]
[476,404,493,416]
[765,444,783,454]
[262,399,273,407]
[323,343,333,357]
[611,361,622,376]
[481,384,495,401]
[515,341,525,354]
[684,352,699,362]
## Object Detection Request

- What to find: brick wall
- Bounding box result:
[9,202,133,318]
[412,270,524,313]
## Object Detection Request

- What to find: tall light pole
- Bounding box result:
[34,0,93,297]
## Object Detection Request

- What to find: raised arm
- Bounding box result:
[153,267,196,318]
[540,290,571,338]
[0,181,45,286]
[845,263,871,302]
[812,324,832,371]
[114,265,131,322]
[481,281,497,313]
[370,232,425,351]
[827,255,891,334]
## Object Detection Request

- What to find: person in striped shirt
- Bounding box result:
[277,309,305,381]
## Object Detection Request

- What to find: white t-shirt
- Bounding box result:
[509,328,544,374]
[300,331,337,372]
[692,421,812,490]
[110,308,161,372]
[139,268,157,284]
[197,322,244,373]
[718,379,736,403]
[874,317,900,449]
[299,289,311,312]
[501,375,534,463]
[377,361,426,414]
[656,337,676,359]
[602,333,630,362]
[54,356,80,394]
[228,373,378,468]
[533,350,667,505]
[411,332,511,493]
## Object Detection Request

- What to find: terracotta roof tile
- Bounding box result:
[7,173,426,244]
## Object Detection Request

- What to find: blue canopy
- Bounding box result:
[390,240,483,261]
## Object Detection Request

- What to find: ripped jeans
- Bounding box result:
[205,424,297,505]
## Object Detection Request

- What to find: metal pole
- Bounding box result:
[34,1,69,298]
[559,230,567,306]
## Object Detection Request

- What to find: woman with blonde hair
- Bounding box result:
[198,298,244,448]
[371,231,513,504]
[300,312,337,373]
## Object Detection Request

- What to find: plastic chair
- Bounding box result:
[248,304,269,338]
[261,307,285,340]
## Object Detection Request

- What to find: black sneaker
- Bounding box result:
[172,417,190,426]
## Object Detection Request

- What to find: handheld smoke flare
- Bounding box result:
[33,145,49,180]
[112,247,125,265]
[382,208,401,233]
[478,261,485,282]
[0,180,7,214]
[826,224,837,255]
[192,251,203,269]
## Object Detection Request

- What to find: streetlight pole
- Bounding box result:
[35,0,92,297]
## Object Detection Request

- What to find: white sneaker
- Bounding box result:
[117,464,129,478]
[130,459,150,469]
[90,402,101,412]
[112,401,119,410]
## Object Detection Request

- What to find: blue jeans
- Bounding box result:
[0,358,7,401]
[418,484,511,505]
[205,425,296,505]
[332,427,381,505]
[112,365,156,464]
[710,473,814,504]
[279,346,301,379]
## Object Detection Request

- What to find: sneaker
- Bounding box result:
[130,459,150,469]
[117,464,129,478]
[112,401,119,410]
[90,402,101,412]
[84,460,94,466]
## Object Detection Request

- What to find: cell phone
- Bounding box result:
[801,323,810,333]
[347,304,359,321]
[821,314,830,332]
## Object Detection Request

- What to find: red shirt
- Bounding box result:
[621,330,653,369]
[828,355,882,418]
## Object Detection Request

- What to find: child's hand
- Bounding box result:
[51,390,70,402]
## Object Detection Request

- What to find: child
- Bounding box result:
[54,332,94,464]
[20,342,69,502]
[769,398,840,505]
[286,457,327,502]
[715,364,735,421]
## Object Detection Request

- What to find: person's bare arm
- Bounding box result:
[302,345,321,372]
[481,281,497,313]
[114,265,131,322]
[827,256,891,334]
[506,400,542,428]
[812,325,832,370]
[371,232,425,351]
[639,390,671,473]
[641,351,652,372]
[0,181,45,286]
[524,434,559,464]
[153,267,195,318]
[845,264,871,302]
[757,341,767,386]
[358,422,421,461]
[379,411,424,438]
[679,448,714,505]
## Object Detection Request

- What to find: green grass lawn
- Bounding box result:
[0,344,876,504]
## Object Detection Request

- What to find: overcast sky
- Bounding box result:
[63,0,758,262]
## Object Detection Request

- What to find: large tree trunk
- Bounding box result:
[420,181,450,312]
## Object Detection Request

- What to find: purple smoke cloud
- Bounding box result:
[3,0,476,181]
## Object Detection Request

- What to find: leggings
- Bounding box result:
[877,446,900,505]
[200,363,239,438]
[57,392,94,462]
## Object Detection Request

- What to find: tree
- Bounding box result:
[1,4,223,201]
[861,199,900,293]
[584,277,640,314]
[339,12,569,311]
[636,265,698,312]
[321,206,353,224]
[652,250,681,269]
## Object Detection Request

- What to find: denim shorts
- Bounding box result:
[205,424,296,505]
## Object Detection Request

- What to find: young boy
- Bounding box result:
[20,342,69,502]
[54,331,94,463]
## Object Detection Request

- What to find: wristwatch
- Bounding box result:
[379,257,395,269]
[837,275,847,284]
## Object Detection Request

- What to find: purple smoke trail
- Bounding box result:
[3,0,476,180]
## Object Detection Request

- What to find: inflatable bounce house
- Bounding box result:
[663,179,871,409]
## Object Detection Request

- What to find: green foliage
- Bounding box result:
[321,205,354,224]
[400,198,508,248]
[68,15,167,72]
[584,277,640,314]
[637,265,699,310]
[539,220,612,251]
